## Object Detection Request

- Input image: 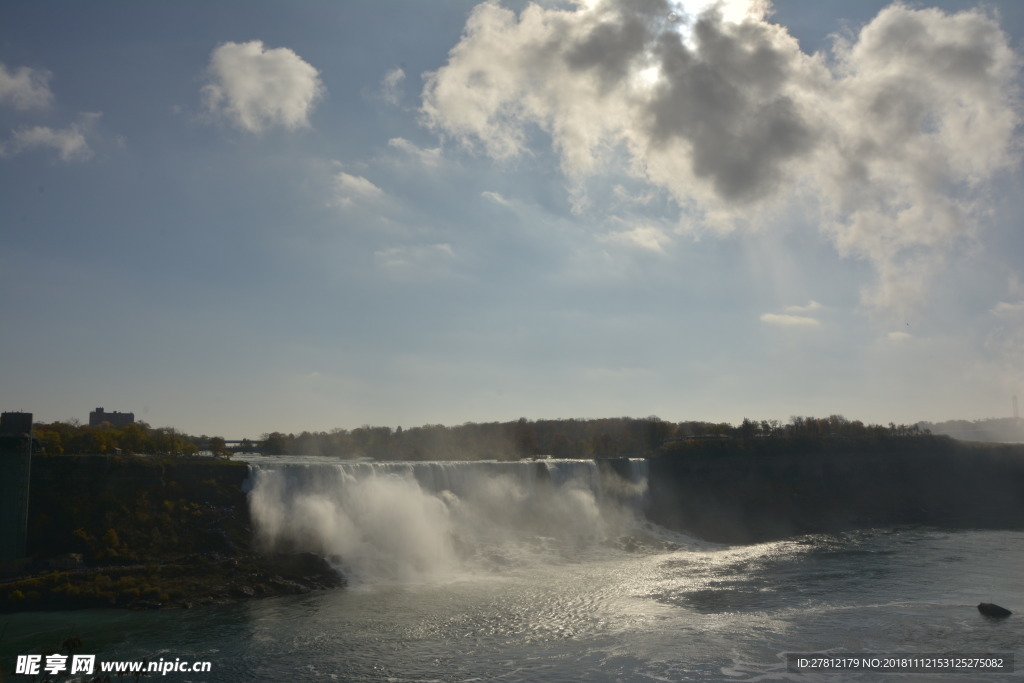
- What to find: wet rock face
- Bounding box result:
[254,552,346,592]
[978,602,1012,618]
[258,552,336,578]
[647,440,1024,544]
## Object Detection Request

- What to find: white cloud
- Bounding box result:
[887,331,912,341]
[784,300,823,314]
[0,63,53,110]
[992,301,1024,318]
[422,1,1020,313]
[1009,273,1024,299]
[331,171,386,208]
[0,64,99,163]
[388,137,443,167]
[4,113,99,162]
[481,190,511,206]
[202,40,324,132]
[612,184,657,206]
[379,67,406,106]
[763,299,826,328]
[374,243,459,280]
[422,1,824,206]
[760,313,820,328]
[678,0,770,27]
[12,126,88,161]
[819,5,1019,313]
[600,223,671,252]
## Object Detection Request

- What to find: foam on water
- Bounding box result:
[244,456,653,584]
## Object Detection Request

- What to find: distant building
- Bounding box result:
[0,412,34,566]
[0,411,32,435]
[89,407,135,427]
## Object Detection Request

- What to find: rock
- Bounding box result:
[256,552,345,590]
[978,602,1012,618]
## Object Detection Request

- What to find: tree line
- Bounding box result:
[30,414,931,460]
[32,420,204,457]
[261,414,927,460]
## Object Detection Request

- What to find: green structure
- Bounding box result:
[0,412,33,566]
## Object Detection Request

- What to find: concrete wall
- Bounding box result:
[0,434,33,563]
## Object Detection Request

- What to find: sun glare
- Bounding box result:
[676,0,764,27]
[634,64,661,88]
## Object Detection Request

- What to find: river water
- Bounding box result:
[3,457,1022,681]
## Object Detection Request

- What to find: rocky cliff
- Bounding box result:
[646,436,1024,542]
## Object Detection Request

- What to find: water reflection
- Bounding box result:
[3,528,1023,681]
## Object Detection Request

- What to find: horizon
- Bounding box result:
[12,408,1024,442]
[3,0,1024,437]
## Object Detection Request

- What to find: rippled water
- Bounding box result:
[6,528,1022,681]
[3,459,1023,681]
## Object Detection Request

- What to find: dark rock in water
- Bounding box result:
[257,552,345,588]
[978,602,1012,618]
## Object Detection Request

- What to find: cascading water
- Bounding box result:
[244,456,652,584]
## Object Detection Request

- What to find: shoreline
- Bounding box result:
[1,552,342,613]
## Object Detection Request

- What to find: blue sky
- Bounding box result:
[2,0,1023,438]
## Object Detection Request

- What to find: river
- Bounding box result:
[3,457,1022,681]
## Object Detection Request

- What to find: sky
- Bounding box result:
[2,0,1024,439]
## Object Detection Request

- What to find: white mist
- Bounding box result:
[245,457,650,585]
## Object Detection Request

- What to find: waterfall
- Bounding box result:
[245,457,650,584]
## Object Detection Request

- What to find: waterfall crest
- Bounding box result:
[245,457,650,584]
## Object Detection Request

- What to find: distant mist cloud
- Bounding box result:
[992,300,1024,318]
[378,67,406,106]
[785,300,823,314]
[202,40,324,133]
[0,63,53,110]
[388,137,443,168]
[422,0,1020,313]
[987,299,1024,395]
[374,243,460,281]
[2,112,99,162]
[600,222,672,252]
[763,299,827,327]
[760,313,821,328]
[481,190,509,205]
[0,64,99,163]
[332,171,386,208]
